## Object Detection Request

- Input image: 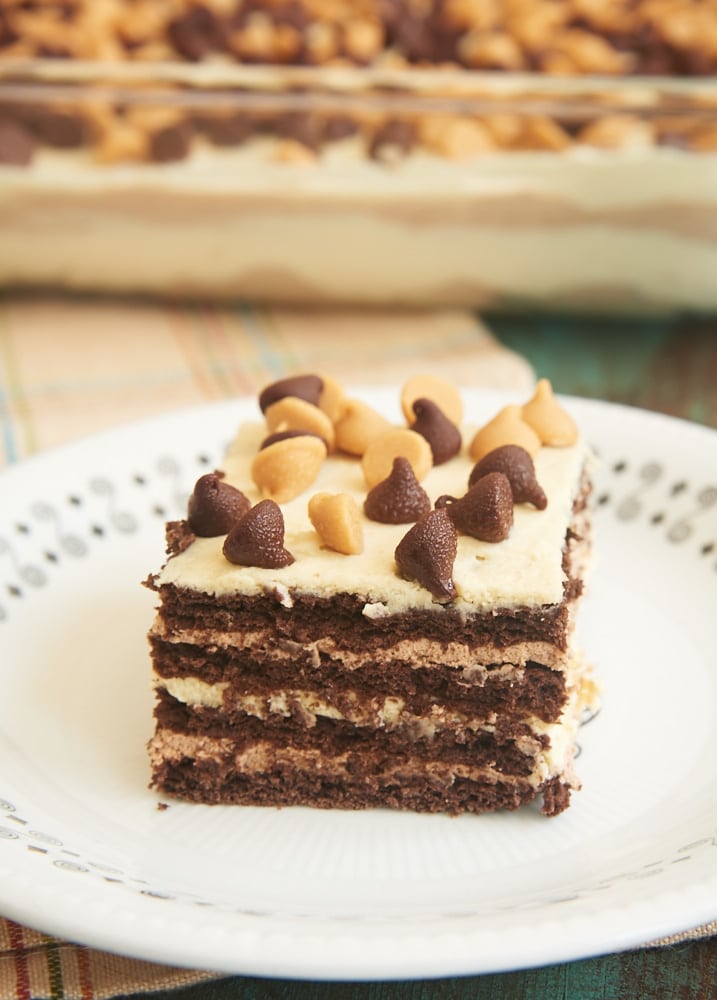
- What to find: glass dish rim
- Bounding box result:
[2,57,717,119]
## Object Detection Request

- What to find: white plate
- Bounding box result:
[1,388,716,981]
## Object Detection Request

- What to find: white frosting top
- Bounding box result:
[157,414,588,614]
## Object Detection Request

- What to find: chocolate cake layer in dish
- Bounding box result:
[146,375,598,816]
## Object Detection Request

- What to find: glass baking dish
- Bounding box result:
[1,58,717,312]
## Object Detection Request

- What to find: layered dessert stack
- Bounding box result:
[147,374,596,816]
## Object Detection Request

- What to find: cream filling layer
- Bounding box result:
[155,649,596,750]
[156,421,589,614]
[151,627,572,672]
[148,732,545,789]
[150,655,592,790]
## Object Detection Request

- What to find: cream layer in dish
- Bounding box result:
[2,141,717,310]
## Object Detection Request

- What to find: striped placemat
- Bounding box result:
[0,295,533,466]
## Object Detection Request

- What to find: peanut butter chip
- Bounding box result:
[334,399,392,456]
[364,457,431,524]
[308,493,363,555]
[401,374,463,427]
[223,499,294,569]
[317,373,347,424]
[259,374,323,413]
[521,379,579,447]
[437,472,514,543]
[468,405,541,462]
[394,508,458,603]
[410,398,462,465]
[362,428,433,489]
[260,429,327,450]
[187,473,251,536]
[469,444,547,510]
[251,435,326,504]
[264,396,336,450]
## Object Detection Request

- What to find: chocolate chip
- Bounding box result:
[469,444,547,509]
[0,12,19,49]
[259,429,327,451]
[636,49,677,75]
[323,116,359,141]
[437,472,514,543]
[149,121,194,163]
[187,473,251,537]
[195,111,252,147]
[235,0,308,32]
[369,119,415,161]
[658,130,691,150]
[394,507,458,603]
[671,43,714,76]
[391,11,459,62]
[377,0,406,38]
[223,499,295,569]
[36,45,71,58]
[30,108,87,148]
[364,456,431,524]
[276,111,324,151]
[390,15,438,61]
[258,374,323,413]
[0,117,35,166]
[276,1,310,30]
[168,6,226,61]
[121,34,146,53]
[410,398,462,465]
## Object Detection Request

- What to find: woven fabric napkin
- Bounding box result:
[0,296,532,466]
[0,294,533,999]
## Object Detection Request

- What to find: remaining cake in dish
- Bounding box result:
[4,3,717,310]
[146,374,596,816]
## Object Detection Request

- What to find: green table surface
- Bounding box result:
[136,324,717,1000]
[493,320,717,429]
